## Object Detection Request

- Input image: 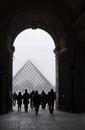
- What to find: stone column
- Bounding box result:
[53,47,59,109]
[0,53,9,113]
[7,46,15,112]
[54,47,74,112]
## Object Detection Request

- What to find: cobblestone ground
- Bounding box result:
[0,106,85,130]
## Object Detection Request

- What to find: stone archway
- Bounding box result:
[6,10,67,111]
[7,10,66,50]
[0,0,85,114]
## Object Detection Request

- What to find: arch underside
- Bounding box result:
[7,10,68,52]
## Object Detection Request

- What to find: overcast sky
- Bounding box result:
[13,28,55,86]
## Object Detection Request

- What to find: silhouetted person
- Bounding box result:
[41,90,47,109]
[17,92,23,111]
[33,90,41,115]
[30,90,34,109]
[47,89,56,114]
[13,92,17,106]
[23,89,30,112]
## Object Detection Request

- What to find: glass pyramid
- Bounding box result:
[13,60,55,94]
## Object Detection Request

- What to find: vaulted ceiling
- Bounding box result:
[0,0,85,49]
[0,0,84,23]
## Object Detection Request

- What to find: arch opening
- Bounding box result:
[12,28,58,111]
[6,10,65,113]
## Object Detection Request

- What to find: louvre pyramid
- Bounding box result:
[13,60,55,94]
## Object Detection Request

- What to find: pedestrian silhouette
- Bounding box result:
[47,89,56,114]
[30,90,35,110]
[41,90,47,109]
[13,92,17,106]
[17,91,23,111]
[33,90,41,115]
[23,89,30,112]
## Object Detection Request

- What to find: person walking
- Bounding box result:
[23,89,30,112]
[17,91,23,111]
[47,89,56,114]
[41,90,47,109]
[30,90,35,110]
[33,90,41,115]
[13,92,17,106]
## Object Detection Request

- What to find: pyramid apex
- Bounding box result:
[13,60,55,94]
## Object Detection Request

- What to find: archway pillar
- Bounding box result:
[54,47,59,110]
[54,47,73,112]
[0,29,13,113]
[0,51,9,113]
[55,46,85,113]
[70,47,85,112]
[54,46,84,112]
[65,12,85,112]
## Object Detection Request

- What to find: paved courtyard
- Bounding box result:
[0,106,85,130]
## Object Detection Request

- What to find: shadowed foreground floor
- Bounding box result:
[0,107,85,130]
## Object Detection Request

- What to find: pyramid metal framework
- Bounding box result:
[13,60,55,94]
